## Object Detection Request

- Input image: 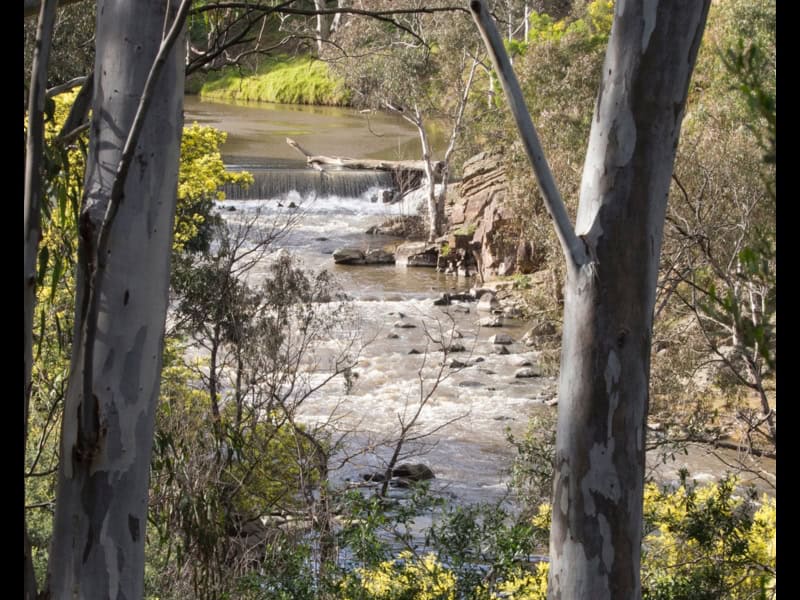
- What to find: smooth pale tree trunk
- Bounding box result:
[416,107,440,242]
[470,1,710,598]
[45,0,186,597]
[314,0,331,53]
[24,3,58,597]
[383,101,443,241]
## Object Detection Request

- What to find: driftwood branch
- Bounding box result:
[285,137,443,174]
[469,0,586,268]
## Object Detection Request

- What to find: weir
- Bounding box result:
[223,167,396,200]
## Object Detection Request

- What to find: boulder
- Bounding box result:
[488,333,514,345]
[521,320,560,347]
[433,293,451,306]
[364,248,395,264]
[394,320,417,329]
[477,293,499,313]
[515,367,541,378]
[392,463,435,481]
[333,248,366,265]
[492,345,510,355]
[395,242,439,267]
[449,359,468,369]
[386,332,400,339]
[366,215,425,237]
[479,316,503,328]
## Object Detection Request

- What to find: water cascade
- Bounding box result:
[223,167,396,201]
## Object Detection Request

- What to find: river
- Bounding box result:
[183,96,775,509]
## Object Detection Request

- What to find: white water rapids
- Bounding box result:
[183,96,773,515]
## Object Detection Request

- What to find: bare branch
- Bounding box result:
[469,0,586,269]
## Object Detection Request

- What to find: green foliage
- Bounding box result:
[24,2,95,86]
[200,54,351,106]
[176,124,253,253]
[515,477,775,600]
[340,551,457,600]
[453,223,476,237]
[651,0,775,446]
[25,91,254,590]
[525,1,613,46]
[641,476,776,600]
[506,413,557,511]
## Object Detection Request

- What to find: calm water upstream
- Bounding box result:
[183,96,775,508]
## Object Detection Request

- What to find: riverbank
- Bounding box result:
[194,54,350,106]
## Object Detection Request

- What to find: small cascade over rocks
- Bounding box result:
[223,167,395,201]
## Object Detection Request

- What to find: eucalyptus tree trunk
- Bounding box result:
[470,1,710,598]
[314,0,331,53]
[416,109,440,242]
[45,0,187,597]
[24,3,58,597]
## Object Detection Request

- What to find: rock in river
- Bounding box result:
[333,248,366,265]
[392,463,435,481]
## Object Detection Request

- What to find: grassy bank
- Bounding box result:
[198,55,350,106]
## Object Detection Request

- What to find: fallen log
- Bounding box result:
[286,137,443,174]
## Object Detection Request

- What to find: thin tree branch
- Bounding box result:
[469,0,586,268]
[46,75,88,98]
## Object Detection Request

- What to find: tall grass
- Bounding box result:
[199,55,351,106]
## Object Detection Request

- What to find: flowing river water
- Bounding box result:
[183,97,775,513]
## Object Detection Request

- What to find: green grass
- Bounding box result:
[199,55,351,106]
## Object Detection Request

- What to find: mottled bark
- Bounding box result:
[44,0,187,597]
[470,0,710,597]
[553,3,710,597]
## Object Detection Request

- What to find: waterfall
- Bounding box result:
[223,167,396,200]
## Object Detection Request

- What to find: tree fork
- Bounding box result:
[470,1,710,597]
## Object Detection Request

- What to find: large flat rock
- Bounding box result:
[395,241,439,267]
